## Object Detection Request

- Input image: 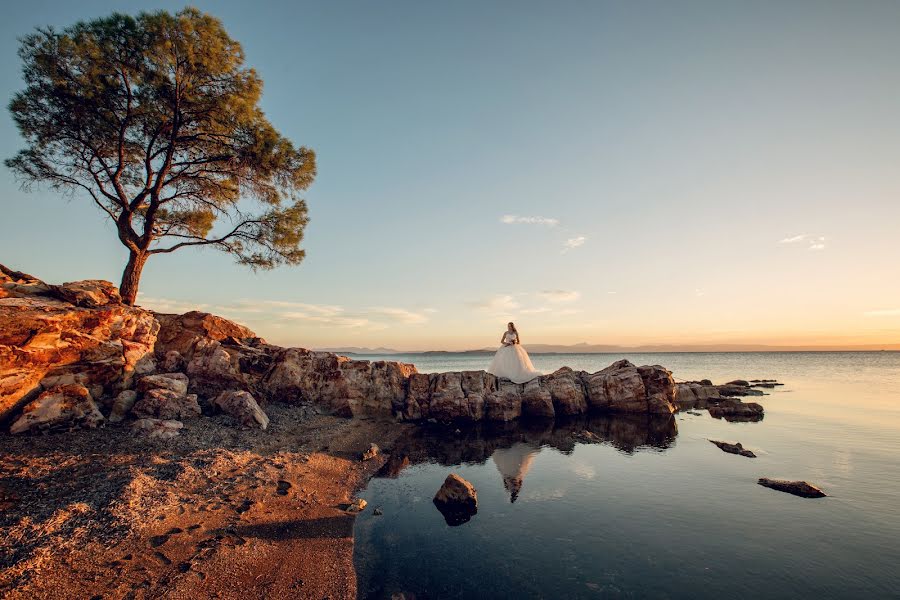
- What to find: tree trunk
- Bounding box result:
[119,250,148,306]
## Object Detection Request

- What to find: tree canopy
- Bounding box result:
[6,7,316,304]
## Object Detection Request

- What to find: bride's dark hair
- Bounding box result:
[507,321,519,344]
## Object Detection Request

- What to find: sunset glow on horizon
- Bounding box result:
[2,1,899,351]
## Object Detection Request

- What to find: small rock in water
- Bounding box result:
[573,430,599,442]
[373,507,383,516]
[757,478,826,498]
[709,439,756,458]
[433,474,478,526]
[361,443,380,461]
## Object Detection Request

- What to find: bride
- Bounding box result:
[487,322,542,383]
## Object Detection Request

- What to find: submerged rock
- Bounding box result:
[10,384,104,434]
[433,474,478,526]
[758,478,826,498]
[709,439,756,458]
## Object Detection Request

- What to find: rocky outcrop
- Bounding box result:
[708,398,765,422]
[2,266,766,433]
[153,311,257,360]
[9,384,104,434]
[675,381,766,421]
[757,478,826,498]
[400,362,677,422]
[1,265,158,423]
[674,382,722,409]
[433,474,478,526]
[263,348,416,416]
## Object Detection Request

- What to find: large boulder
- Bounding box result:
[49,279,121,308]
[583,360,647,412]
[543,367,588,415]
[213,390,269,430]
[521,378,554,418]
[108,390,138,423]
[132,388,201,420]
[637,365,677,413]
[10,384,104,434]
[423,371,492,421]
[484,379,523,421]
[153,311,258,361]
[136,372,189,395]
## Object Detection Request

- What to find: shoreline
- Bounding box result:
[0,405,414,599]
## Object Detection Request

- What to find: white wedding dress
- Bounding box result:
[487,331,542,383]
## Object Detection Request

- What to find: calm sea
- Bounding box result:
[352,352,900,599]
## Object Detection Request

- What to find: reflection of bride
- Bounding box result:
[492,442,540,503]
[487,322,541,384]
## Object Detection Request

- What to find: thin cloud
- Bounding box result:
[863,308,900,317]
[473,294,521,313]
[281,312,371,328]
[562,235,587,253]
[779,234,808,244]
[140,293,430,331]
[369,307,430,324]
[539,290,581,303]
[779,233,826,250]
[520,307,552,314]
[808,236,826,251]
[136,295,210,314]
[501,215,559,226]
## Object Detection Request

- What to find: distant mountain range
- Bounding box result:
[314,342,900,354]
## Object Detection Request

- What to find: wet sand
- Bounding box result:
[0,405,413,599]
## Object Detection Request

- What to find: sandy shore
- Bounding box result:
[0,405,414,599]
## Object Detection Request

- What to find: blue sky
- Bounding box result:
[2,1,900,349]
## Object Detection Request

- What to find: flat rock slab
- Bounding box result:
[758,477,826,498]
[709,439,756,458]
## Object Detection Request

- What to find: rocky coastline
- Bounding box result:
[0,265,779,598]
[1,265,765,434]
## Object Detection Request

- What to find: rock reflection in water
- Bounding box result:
[378,413,678,481]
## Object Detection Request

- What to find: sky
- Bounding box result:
[1,1,899,351]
